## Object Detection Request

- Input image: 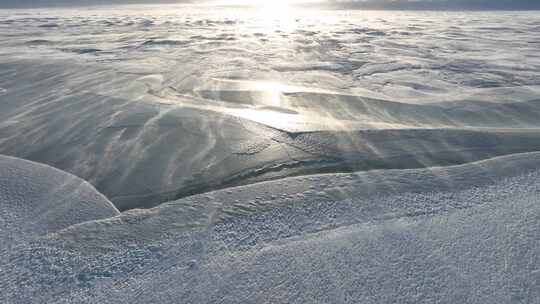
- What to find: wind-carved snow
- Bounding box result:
[0,155,119,248]
[0,6,539,302]
[1,153,540,303]
[1,8,540,210]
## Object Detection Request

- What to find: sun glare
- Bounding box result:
[258,0,291,14]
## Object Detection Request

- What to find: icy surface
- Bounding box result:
[1,7,540,210]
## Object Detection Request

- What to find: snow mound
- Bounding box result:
[0,155,119,247]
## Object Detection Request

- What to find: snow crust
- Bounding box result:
[2,153,540,303]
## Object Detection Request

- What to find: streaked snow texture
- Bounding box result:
[1,7,540,210]
[1,153,540,303]
[0,6,540,303]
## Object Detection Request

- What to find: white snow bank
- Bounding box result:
[0,155,119,247]
[2,152,538,303]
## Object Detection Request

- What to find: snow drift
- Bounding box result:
[1,153,539,303]
[0,155,119,248]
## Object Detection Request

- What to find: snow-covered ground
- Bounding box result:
[0,5,539,303]
[2,152,540,303]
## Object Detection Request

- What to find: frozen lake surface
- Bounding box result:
[1,5,539,303]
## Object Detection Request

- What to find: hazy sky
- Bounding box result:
[1,0,540,9]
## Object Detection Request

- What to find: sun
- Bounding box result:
[252,0,299,32]
[217,0,292,15]
[258,0,291,13]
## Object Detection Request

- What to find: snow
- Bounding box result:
[0,155,119,248]
[1,58,540,212]
[0,5,539,303]
[2,152,540,303]
[1,8,540,211]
